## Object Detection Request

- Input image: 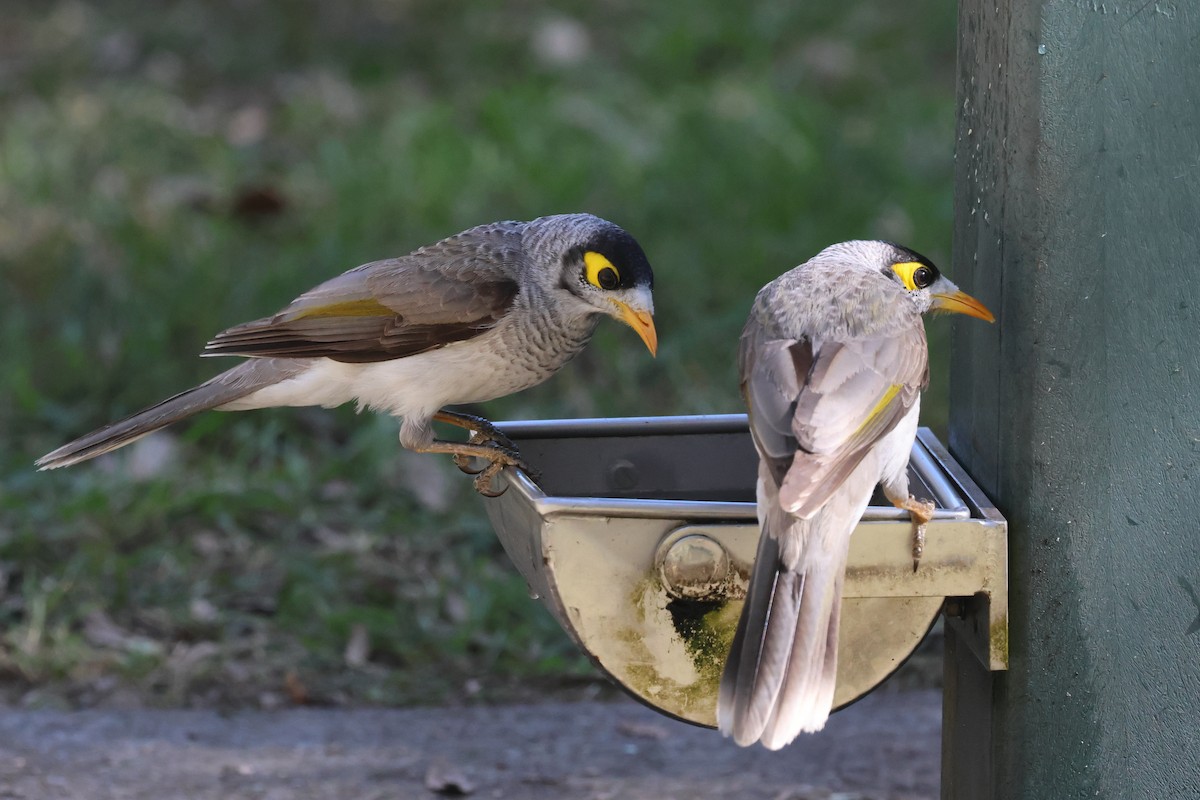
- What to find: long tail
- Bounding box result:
[717,509,851,750]
[36,359,305,470]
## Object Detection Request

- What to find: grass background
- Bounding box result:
[0,0,958,708]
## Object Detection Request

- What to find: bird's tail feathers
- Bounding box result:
[761,559,844,747]
[36,359,300,470]
[717,513,849,750]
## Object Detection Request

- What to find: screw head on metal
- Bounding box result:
[657,533,732,601]
[608,459,639,491]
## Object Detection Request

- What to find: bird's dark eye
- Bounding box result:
[584,251,622,291]
[891,258,939,291]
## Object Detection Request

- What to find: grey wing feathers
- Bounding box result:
[205,223,525,363]
[366,221,527,323]
[737,329,813,485]
[742,324,927,519]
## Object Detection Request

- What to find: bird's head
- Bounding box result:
[879,243,994,323]
[533,214,657,356]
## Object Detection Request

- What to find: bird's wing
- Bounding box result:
[204,222,525,363]
[739,320,928,519]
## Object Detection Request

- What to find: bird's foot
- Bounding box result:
[434,410,522,474]
[452,452,485,474]
[472,458,512,498]
[427,410,540,491]
[413,437,535,497]
[912,521,927,573]
[463,416,518,453]
[434,410,517,451]
[894,496,935,572]
[451,428,525,475]
[466,445,534,497]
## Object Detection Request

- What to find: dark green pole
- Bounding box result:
[944,1,1200,797]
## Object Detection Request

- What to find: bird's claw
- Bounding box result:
[453,426,520,475]
[449,441,538,496]
[908,498,935,573]
[912,520,927,573]
[453,450,486,475]
[449,415,517,451]
[470,450,538,497]
[432,411,539,490]
[467,420,518,453]
[473,460,510,497]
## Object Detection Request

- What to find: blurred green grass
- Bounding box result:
[0,0,958,707]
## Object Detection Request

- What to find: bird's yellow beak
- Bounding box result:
[931,289,995,323]
[613,300,658,356]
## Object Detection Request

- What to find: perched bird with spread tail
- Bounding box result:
[717,240,993,749]
[37,214,657,495]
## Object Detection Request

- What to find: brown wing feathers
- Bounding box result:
[204,223,526,364]
[204,282,518,363]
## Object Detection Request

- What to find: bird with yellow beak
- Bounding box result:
[37,214,657,495]
[719,240,992,749]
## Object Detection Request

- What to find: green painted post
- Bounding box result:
[944,1,1200,797]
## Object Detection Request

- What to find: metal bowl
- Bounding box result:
[481,415,1007,727]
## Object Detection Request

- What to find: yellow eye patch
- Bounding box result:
[584,251,621,290]
[892,261,934,291]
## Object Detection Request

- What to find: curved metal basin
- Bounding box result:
[481,414,1007,728]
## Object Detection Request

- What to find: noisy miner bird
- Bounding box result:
[37,214,657,495]
[717,240,993,749]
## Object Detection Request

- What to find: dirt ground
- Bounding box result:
[0,688,939,800]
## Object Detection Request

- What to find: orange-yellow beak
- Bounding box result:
[613,300,658,356]
[931,289,995,323]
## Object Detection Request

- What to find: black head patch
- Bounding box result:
[880,241,941,288]
[566,224,655,291]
